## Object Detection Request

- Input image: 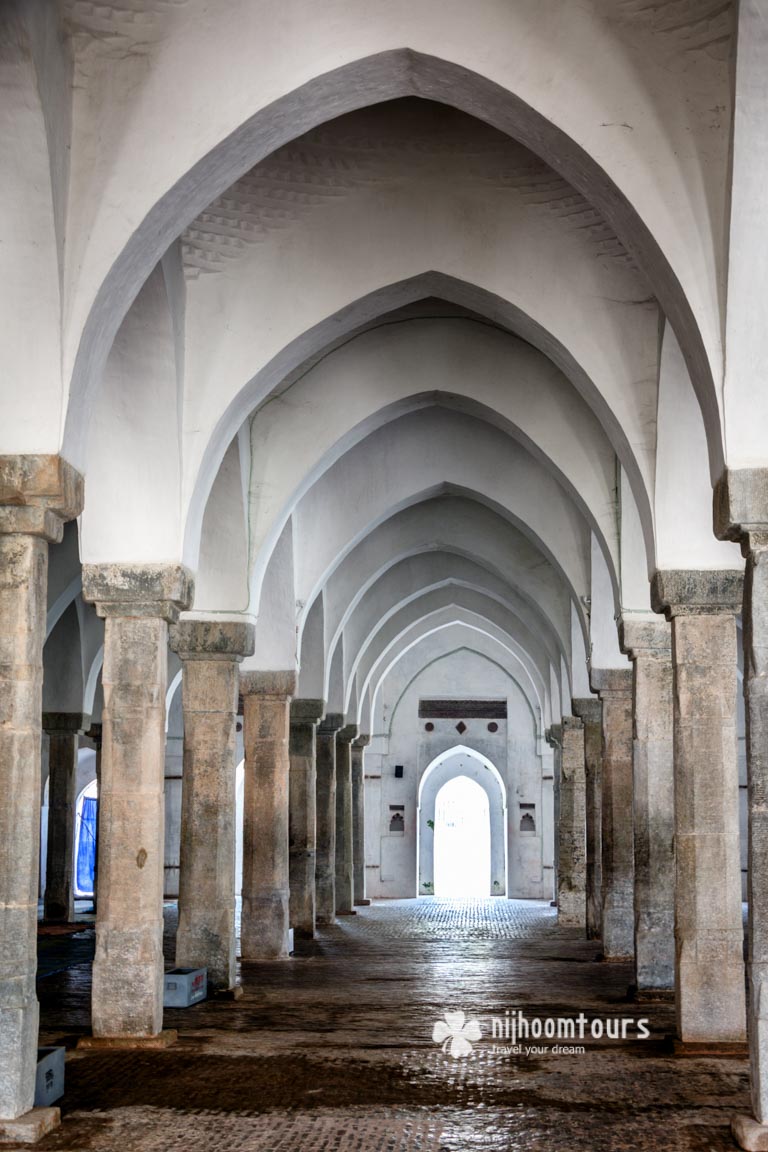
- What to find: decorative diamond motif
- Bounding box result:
[455,721,467,734]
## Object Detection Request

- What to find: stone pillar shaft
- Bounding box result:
[43,715,85,923]
[0,533,48,1119]
[593,668,634,960]
[335,726,357,915]
[744,536,768,1121]
[557,717,586,927]
[289,700,323,939]
[171,621,253,992]
[352,737,370,906]
[315,715,342,924]
[0,457,81,1125]
[573,698,603,940]
[241,672,295,959]
[652,569,746,1044]
[83,563,192,1039]
[621,620,675,992]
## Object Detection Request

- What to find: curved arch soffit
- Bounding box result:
[300,483,592,656]
[363,614,549,732]
[419,743,507,807]
[165,669,183,732]
[83,646,104,718]
[341,576,564,714]
[323,540,571,682]
[189,276,652,583]
[250,387,622,619]
[386,644,540,740]
[66,49,720,491]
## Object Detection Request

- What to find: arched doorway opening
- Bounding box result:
[433,776,491,897]
[418,745,507,897]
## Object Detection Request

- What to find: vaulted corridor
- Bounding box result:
[32,900,747,1152]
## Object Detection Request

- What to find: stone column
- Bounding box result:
[591,668,634,960]
[81,564,193,1044]
[0,456,82,1138]
[652,570,746,1046]
[620,619,675,993]
[240,672,295,959]
[573,698,603,940]
[352,735,370,906]
[315,713,343,925]
[335,725,357,915]
[545,725,561,907]
[42,713,87,923]
[557,717,586,928]
[170,621,254,993]
[85,723,103,911]
[289,699,324,939]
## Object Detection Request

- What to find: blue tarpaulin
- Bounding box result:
[76,797,97,895]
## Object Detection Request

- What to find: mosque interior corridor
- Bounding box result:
[29,899,748,1152]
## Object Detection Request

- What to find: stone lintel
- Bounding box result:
[239,669,297,699]
[170,619,255,660]
[337,724,359,744]
[561,715,584,734]
[618,618,671,659]
[82,564,194,623]
[590,666,632,695]
[354,733,371,748]
[571,697,601,724]
[290,698,326,726]
[545,724,561,749]
[42,711,90,734]
[0,454,83,520]
[650,569,744,619]
[318,712,344,736]
[714,467,768,542]
[0,505,68,542]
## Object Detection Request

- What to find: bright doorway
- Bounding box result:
[433,775,491,897]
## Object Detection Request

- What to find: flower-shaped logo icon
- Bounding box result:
[432,1010,482,1058]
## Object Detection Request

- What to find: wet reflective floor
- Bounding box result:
[25,899,749,1150]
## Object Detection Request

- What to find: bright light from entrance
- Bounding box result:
[433,775,491,897]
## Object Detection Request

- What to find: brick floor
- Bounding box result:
[23,898,750,1151]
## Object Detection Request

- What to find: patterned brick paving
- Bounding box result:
[26,899,750,1151]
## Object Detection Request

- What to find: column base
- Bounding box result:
[336,909,357,916]
[665,1037,749,1057]
[77,1029,178,1050]
[0,1107,60,1144]
[626,984,675,1003]
[354,899,371,906]
[733,1115,768,1151]
[211,985,243,1001]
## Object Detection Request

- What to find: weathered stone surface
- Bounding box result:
[175,642,244,991]
[43,715,88,924]
[557,717,586,928]
[92,614,170,1037]
[82,564,194,623]
[591,667,634,960]
[742,533,768,1120]
[0,532,48,1119]
[352,735,370,906]
[241,677,295,959]
[621,620,675,991]
[714,466,768,542]
[671,610,746,1043]
[170,619,255,661]
[733,1113,768,1152]
[0,455,83,521]
[335,726,357,915]
[315,714,343,925]
[0,1105,60,1143]
[651,568,744,618]
[572,697,602,940]
[289,699,324,939]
